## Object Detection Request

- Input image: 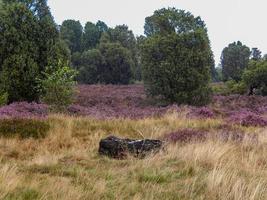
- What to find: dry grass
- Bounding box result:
[0,111,266,200]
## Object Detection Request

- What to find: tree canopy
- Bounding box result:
[221,41,250,82]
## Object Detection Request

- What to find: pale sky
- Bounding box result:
[48,0,267,65]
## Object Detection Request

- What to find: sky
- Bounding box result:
[48,0,267,66]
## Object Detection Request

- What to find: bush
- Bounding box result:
[211,81,246,95]
[141,31,212,106]
[225,80,247,95]
[242,60,267,95]
[39,64,78,112]
[0,118,50,138]
[141,8,213,106]
[0,92,8,106]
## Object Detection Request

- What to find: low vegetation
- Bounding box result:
[0,111,266,199]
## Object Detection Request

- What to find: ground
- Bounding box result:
[0,85,267,200]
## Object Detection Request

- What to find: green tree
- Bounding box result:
[0,3,40,102]
[96,20,108,33]
[251,47,262,61]
[141,8,212,106]
[82,22,101,50]
[221,41,250,81]
[0,0,69,102]
[99,42,132,84]
[242,60,267,95]
[39,64,78,111]
[144,7,206,37]
[108,25,139,80]
[76,49,103,84]
[60,20,83,53]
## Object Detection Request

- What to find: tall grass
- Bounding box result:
[0,112,266,199]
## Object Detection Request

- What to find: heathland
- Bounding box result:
[0,84,266,200]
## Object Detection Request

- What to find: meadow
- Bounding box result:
[0,84,267,200]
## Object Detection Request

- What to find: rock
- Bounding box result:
[99,135,163,159]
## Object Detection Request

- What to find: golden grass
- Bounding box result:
[0,111,267,199]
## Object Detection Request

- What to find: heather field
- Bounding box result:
[0,84,267,200]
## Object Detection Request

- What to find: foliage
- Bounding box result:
[0,92,8,106]
[39,64,78,111]
[221,41,250,81]
[82,21,102,50]
[98,42,133,84]
[0,0,68,102]
[60,19,83,53]
[225,80,247,95]
[76,49,102,84]
[144,7,206,36]
[1,54,40,102]
[251,47,262,61]
[0,118,50,138]
[141,32,212,105]
[108,25,139,80]
[141,8,213,106]
[242,60,267,95]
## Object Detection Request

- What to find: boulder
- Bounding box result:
[99,135,163,159]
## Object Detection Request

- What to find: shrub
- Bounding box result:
[225,80,247,95]
[141,8,213,106]
[0,92,8,106]
[39,64,78,112]
[163,129,208,143]
[141,31,212,106]
[228,110,267,127]
[0,118,50,138]
[242,60,267,95]
[0,102,48,118]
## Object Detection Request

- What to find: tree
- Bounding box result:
[82,22,101,51]
[60,20,83,53]
[0,0,69,102]
[34,0,60,71]
[0,3,40,102]
[39,64,78,111]
[144,7,206,37]
[141,8,213,106]
[76,49,103,84]
[221,41,250,81]
[242,60,267,95]
[108,25,138,80]
[99,42,132,84]
[96,20,108,33]
[251,47,262,61]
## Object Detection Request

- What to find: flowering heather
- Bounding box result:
[1,85,267,121]
[189,107,214,118]
[212,95,267,116]
[228,110,267,127]
[70,84,181,119]
[0,102,48,119]
[163,129,208,143]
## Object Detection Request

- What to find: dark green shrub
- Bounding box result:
[225,80,247,95]
[141,31,212,106]
[242,60,267,95]
[141,8,213,106]
[0,118,50,139]
[0,92,8,106]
